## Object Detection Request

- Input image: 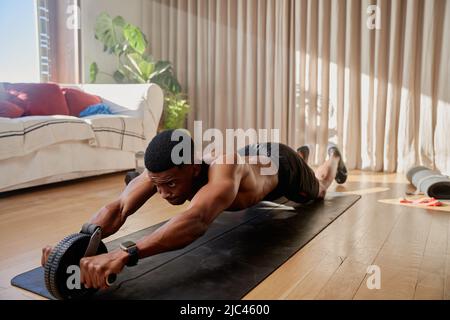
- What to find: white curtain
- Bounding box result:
[142,0,450,174]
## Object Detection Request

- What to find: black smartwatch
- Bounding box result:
[120,241,139,267]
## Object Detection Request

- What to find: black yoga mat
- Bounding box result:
[406,166,450,199]
[11,193,360,300]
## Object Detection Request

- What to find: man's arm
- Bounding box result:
[89,170,157,238]
[79,156,245,289]
[41,170,156,267]
[135,158,243,259]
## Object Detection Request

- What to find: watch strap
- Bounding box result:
[125,245,139,267]
[120,241,139,267]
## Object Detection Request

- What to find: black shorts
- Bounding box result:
[238,143,320,203]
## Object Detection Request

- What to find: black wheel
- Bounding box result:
[44,233,107,300]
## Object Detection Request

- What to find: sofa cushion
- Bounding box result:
[62,88,102,116]
[0,115,96,161]
[83,115,146,152]
[0,100,25,118]
[1,91,27,110]
[5,83,69,116]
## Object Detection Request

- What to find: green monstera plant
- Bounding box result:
[90,13,189,129]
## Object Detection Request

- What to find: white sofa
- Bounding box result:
[0,84,164,192]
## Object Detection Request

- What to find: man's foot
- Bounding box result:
[327,143,347,184]
[297,145,310,164]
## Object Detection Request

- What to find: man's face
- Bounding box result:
[148,165,199,205]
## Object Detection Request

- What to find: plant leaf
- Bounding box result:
[153,61,172,75]
[123,24,147,55]
[89,62,98,83]
[113,70,125,83]
[149,61,182,93]
[139,60,154,82]
[126,53,144,76]
[163,93,190,129]
[151,72,182,93]
[95,13,126,54]
[122,63,146,83]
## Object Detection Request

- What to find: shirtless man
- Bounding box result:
[41,129,347,289]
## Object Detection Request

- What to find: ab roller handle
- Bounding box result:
[106,274,117,286]
[80,223,117,287]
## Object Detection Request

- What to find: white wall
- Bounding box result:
[80,0,144,83]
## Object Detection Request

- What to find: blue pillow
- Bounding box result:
[79,103,113,117]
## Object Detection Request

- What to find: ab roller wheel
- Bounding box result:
[44,224,108,300]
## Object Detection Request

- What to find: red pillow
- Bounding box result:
[0,101,25,118]
[62,88,102,116]
[5,83,69,116]
[3,92,27,110]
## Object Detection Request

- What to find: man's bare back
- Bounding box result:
[205,154,279,211]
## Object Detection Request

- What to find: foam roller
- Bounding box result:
[406,166,450,199]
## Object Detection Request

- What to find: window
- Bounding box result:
[0,0,40,82]
[37,0,51,82]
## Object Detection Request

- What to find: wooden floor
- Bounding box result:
[0,171,449,300]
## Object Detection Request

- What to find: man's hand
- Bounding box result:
[41,245,53,267]
[80,250,129,290]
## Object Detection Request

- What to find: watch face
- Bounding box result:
[120,241,136,250]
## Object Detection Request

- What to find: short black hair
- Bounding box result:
[144,129,195,173]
